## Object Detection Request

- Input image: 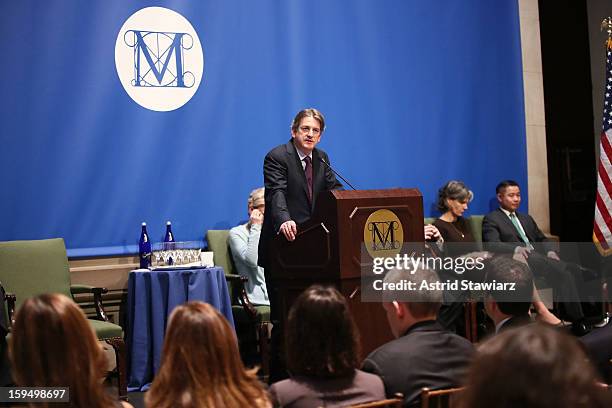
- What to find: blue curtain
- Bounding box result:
[0,0,526,255]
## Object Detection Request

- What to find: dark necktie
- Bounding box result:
[304,156,313,202]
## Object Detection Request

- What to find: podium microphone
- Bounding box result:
[319,157,357,190]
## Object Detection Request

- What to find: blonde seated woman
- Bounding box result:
[433,180,561,326]
[146,301,270,408]
[10,293,132,408]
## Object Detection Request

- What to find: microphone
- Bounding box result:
[319,157,357,190]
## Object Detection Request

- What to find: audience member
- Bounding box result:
[580,318,612,383]
[483,256,534,333]
[362,267,474,406]
[269,286,384,407]
[460,324,611,408]
[146,301,270,408]
[9,293,132,408]
[229,187,269,305]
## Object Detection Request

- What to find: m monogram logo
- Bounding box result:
[368,221,400,251]
[363,209,404,258]
[125,30,194,88]
[115,7,204,111]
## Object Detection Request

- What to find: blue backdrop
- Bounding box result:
[0,0,527,256]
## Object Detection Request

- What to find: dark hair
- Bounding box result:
[146,302,269,408]
[484,256,533,316]
[291,108,326,133]
[460,325,611,408]
[436,180,474,212]
[285,285,360,378]
[10,294,116,408]
[383,267,442,317]
[495,180,520,195]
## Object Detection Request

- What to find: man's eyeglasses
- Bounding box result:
[299,126,321,135]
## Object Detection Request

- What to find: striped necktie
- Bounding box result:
[304,156,313,202]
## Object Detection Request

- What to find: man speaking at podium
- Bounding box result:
[258,108,342,381]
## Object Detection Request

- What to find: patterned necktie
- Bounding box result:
[509,213,532,247]
[304,156,313,202]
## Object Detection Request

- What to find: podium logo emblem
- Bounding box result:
[115,7,204,111]
[364,209,404,258]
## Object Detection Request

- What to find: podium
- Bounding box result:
[268,188,424,357]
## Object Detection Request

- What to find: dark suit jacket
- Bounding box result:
[258,140,342,268]
[482,208,557,255]
[498,314,532,333]
[362,320,474,407]
[580,322,612,381]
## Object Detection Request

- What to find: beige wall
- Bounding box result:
[519,0,550,232]
[587,1,612,162]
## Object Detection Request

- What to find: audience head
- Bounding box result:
[247,187,265,227]
[382,267,442,338]
[247,187,265,214]
[285,285,360,379]
[146,301,269,408]
[436,180,474,216]
[460,324,611,408]
[495,180,521,212]
[9,293,115,408]
[483,256,533,325]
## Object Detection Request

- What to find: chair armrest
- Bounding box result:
[70,284,110,322]
[0,282,14,330]
[544,233,560,242]
[3,293,15,329]
[225,274,244,281]
[224,275,257,318]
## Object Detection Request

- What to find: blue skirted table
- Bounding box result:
[126,267,234,391]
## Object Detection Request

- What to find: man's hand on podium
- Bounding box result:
[279,220,297,241]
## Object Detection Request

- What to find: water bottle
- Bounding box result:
[164,221,175,265]
[164,221,175,243]
[139,222,152,269]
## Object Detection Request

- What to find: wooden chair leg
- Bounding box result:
[464,301,478,343]
[259,322,270,383]
[105,337,128,401]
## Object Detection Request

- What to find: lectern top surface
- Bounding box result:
[331,188,422,199]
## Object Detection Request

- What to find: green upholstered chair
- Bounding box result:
[0,238,127,399]
[467,215,484,250]
[206,229,271,379]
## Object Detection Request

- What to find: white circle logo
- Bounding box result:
[115,7,204,112]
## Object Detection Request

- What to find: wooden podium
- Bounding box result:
[268,188,424,357]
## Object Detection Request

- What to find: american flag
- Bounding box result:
[594,38,612,255]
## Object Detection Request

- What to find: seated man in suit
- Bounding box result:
[484,256,534,334]
[228,187,269,306]
[362,266,474,406]
[482,180,590,328]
